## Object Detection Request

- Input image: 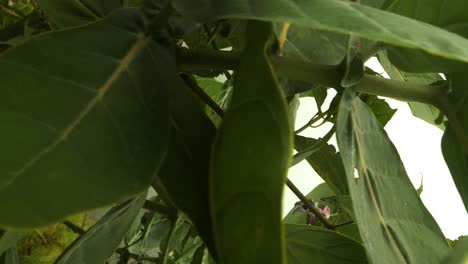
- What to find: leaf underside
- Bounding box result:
[0,9,171,228]
[336,89,449,264]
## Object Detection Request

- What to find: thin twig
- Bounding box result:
[63,220,86,235]
[286,179,335,229]
[179,73,225,117]
[295,113,322,134]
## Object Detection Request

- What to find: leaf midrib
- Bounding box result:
[5,34,151,185]
[350,102,407,263]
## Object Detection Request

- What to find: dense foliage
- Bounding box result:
[0,0,467,263]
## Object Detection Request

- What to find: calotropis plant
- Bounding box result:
[0,0,467,263]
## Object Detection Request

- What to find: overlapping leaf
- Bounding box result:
[157,77,217,257]
[55,193,146,264]
[442,237,468,264]
[294,136,348,195]
[384,0,468,72]
[0,9,171,228]
[173,0,468,65]
[35,0,122,28]
[441,73,468,211]
[210,21,292,263]
[285,224,367,264]
[336,89,449,263]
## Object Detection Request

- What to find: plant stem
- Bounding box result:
[176,48,239,72]
[176,47,448,107]
[179,73,225,117]
[63,220,86,235]
[355,75,446,106]
[286,179,335,229]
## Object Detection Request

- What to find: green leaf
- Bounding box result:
[285,224,368,264]
[294,136,348,195]
[336,88,450,263]
[299,86,328,109]
[36,0,122,28]
[360,95,396,127]
[139,216,171,256]
[173,0,468,65]
[0,231,23,255]
[341,35,364,88]
[281,25,347,66]
[0,9,170,228]
[378,51,445,129]
[385,0,468,72]
[441,73,468,211]
[289,95,300,124]
[210,21,292,263]
[196,77,224,100]
[55,193,146,264]
[0,247,19,264]
[157,78,217,258]
[442,237,468,264]
[448,236,468,248]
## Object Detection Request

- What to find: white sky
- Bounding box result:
[283,58,468,240]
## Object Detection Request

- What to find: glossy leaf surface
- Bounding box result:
[0,9,170,228]
[285,224,367,264]
[210,21,292,263]
[337,88,449,263]
[173,0,468,65]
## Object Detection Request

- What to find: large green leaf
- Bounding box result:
[285,224,367,264]
[55,193,146,264]
[441,73,468,211]
[378,51,445,129]
[442,237,468,264]
[36,0,122,28]
[173,0,468,65]
[294,136,348,195]
[156,77,217,257]
[281,25,347,66]
[0,9,170,228]
[210,21,292,263]
[336,88,449,263]
[360,95,396,127]
[384,0,468,72]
